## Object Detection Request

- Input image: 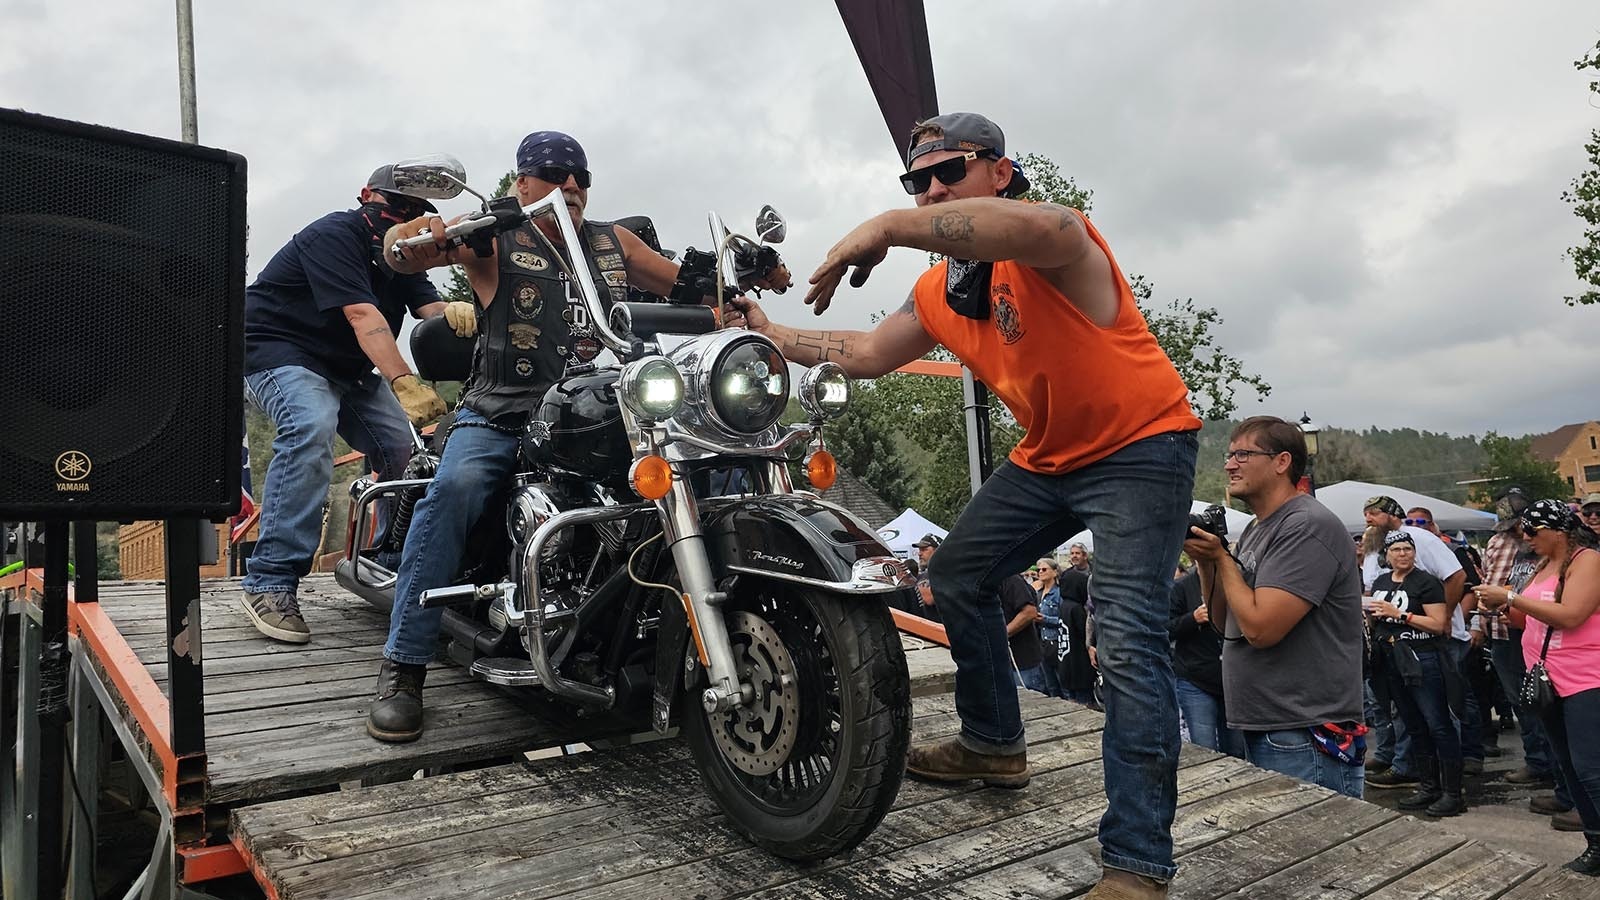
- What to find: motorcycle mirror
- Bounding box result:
[389,154,470,201]
[755,205,787,244]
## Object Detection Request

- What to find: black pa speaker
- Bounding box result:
[0,108,246,520]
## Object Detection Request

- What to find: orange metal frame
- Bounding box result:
[889,608,949,647]
[2,567,248,884]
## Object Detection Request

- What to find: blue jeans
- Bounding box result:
[1446,639,1485,762]
[1383,645,1461,761]
[1176,678,1246,759]
[1366,672,1415,776]
[928,431,1197,881]
[1015,664,1049,695]
[243,365,412,595]
[1540,688,1600,833]
[1244,728,1364,798]
[1039,636,1066,698]
[385,408,520,665]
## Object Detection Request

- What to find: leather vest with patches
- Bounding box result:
[458,220,629,424]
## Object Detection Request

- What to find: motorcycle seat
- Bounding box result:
[410,314,474,382]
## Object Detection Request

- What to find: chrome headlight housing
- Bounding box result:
[798,363,851,420]
[670,331,791,439]
[617,355,684,421]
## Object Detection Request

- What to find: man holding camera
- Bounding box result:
[1183,416,1365,797]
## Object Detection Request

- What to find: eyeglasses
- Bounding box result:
[899,151,984,195]
[1524,524,1548,535]
[1403,518,1431,527]
[527,165,592,189]
[1223,448,1281,464]
[1583,508,1600,518]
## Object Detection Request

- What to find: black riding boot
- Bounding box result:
[1397,757,1441,811]
[1425,758,1464,817]
[366,658,427,743]
[1566,833,1600,876]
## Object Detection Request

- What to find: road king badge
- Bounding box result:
[992,282,1025,345]
[508,323,542,350]
[510,251,549,272]
[514,284,542,318]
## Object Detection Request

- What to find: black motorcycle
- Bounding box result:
[333,157,914,860]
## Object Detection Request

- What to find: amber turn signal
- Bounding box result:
[630,455,673,500]
[805,449,837,491]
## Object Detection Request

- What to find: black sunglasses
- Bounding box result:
[899,151,987,195]
[379,192,429,219]
[528,165,592,189]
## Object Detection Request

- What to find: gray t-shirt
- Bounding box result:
[1221,493,1365,731]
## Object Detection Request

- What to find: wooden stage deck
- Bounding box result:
[77,577,1598,898]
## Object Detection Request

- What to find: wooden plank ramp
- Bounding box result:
[90,574,959,807]
[228,688,1582,900]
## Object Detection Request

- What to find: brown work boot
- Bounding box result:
[1553,808,1585,832]
[1085,868,1169,899]
[905,737,1029,788]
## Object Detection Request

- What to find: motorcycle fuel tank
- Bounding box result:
[524,368,632,494]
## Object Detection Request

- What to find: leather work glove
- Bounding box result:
[391,374,446,427]
[443,301,478,338]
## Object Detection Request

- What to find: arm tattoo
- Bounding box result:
[363,325,390,338]
[1039,203,1079,231]
[931,212,975,242]
[792,331,851,361]
[896,294,917,320]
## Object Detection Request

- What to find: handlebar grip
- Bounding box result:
[388,215,498,261]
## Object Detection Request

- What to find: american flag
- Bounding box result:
[230,429,256,544]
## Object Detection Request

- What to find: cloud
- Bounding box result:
[1,0,1594,438]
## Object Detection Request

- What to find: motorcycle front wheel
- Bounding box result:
[682,581,911,861]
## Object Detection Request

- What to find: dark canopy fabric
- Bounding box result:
[835,0,939,153]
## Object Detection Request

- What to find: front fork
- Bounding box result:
[656,482,750,713]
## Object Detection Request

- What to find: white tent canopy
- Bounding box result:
[877,508,948,558]
[1314,480,1497,534]
[1055,501,1255,555]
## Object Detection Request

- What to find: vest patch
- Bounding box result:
[510,251,549,271]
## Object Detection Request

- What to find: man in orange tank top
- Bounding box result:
[729,112,1199,897]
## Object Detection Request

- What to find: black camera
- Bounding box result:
[1187,504,1230,550]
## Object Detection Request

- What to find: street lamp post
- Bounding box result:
[1299,413,1322,496]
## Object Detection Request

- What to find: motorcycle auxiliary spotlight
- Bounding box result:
[798,363,851,421]
[619,356,685,421]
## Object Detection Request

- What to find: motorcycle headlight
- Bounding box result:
[798,363,851,420]
[709,336,789,435]
[618,355,684,421]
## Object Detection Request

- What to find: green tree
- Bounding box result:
[1469,431,1570,505]
[1312,429,1381,486]
[1563,38,1600,306]
[822,381,915,511]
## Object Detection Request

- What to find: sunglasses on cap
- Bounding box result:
[1403,518,1431,527]
[526,165,592,189]
[900,151,992,195]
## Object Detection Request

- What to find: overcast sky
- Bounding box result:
[5,1,1596,437]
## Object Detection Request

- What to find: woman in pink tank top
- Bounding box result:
[1475,499,1600,876]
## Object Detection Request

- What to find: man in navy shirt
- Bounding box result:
[241,166,464,643]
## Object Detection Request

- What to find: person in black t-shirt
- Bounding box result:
[239,167,451,644]
[1367,531,1463,817]
[999,573,1046,694]
[1056,569,1097,706]
[1168,569,1246,758]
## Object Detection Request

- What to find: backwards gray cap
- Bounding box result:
[905,111,1030,197]
[366,164,438,213]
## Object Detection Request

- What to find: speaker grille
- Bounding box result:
[0,108,245,520]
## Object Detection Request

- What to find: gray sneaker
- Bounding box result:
[242,590,310,643]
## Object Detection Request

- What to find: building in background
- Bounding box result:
[1532,421,1600,498]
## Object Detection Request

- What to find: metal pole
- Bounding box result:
[36,522,71,900]
[72,521,98,603]
[175,0,198,143]
[959,367,993,495]
[163,519,206,756]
